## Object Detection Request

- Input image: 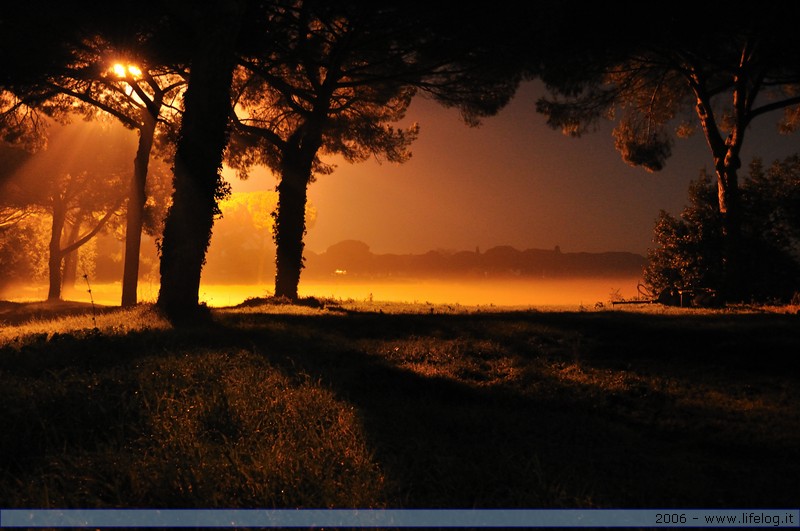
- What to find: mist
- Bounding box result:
[1,185,647,308]
[1,275,644,309]
[2,124,647,309]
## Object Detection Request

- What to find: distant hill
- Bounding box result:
[304,240,646,279]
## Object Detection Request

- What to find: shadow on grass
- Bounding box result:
[0,304,798,509]
[216,309,799,508]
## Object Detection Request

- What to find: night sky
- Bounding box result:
[229,80,800,257]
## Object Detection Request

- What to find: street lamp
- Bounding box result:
[111,63,142,79]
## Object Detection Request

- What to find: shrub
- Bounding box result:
[645,158,800,302]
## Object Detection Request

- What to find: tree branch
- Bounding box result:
[60,197,123,256]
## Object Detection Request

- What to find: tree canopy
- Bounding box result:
[10,3,798,314]
[535,5,800,300]
[225,0,534,300]
[0,120,132,300]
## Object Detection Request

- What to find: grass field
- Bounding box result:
[0,298,797,511]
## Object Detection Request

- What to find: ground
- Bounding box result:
[0,298,797,509]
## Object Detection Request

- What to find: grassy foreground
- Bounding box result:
[0,298,798,510]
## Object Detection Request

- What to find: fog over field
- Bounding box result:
[292,277,643,308]
[3,276,644,309]
[1,232,647,308]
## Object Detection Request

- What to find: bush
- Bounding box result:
[645,158,800,303]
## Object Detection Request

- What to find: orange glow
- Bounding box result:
[111,63,142,79]
[1,277,642,309]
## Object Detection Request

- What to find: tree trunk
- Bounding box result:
[46,196,119,303]
[272,109,328,300]
[61,218,82,296]
[274,161,311,300]
[47,198,67,301]
[715,158,744,302]
[695,84,747,303]
[157,1,243,324]
[121,110,157,307]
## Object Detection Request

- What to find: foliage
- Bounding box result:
[644,171,724,295]
[536,6,800,299]
[224,0,531,301]
[0,213,49,293]
[0,120,131,298]
[227,0,525,179]
[0,92,56,152]
[744,155,800,257]
[645,158,800,302]
[537,9,800,174]
[204,190,316,284]
[136,160,172,235]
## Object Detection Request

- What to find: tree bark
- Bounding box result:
[47,201,121,302]
[47,197,67,301]
[274,161,311,300]
[694,83,747,302]
[157,1,243,324]
[273,112,325,301]
[121,110,157,307]
[61,218,82,295]
[716,156,744,302]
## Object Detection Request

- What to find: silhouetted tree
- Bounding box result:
[1,1,186,306]
[156,0,247,323]
[228,0,528,299]
[646,158,800,302]
[536,5,800,301]
[228,2,417,299]
[1,121,130,300]
[645,171,724,297]
[52,48,186,306]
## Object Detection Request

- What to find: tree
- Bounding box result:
[228,0,526,299]
[1,1,187,306]
[0,144,36,294]
[536,5,800,301]
[1,120,129,300]
[228,2,417,299]
[156,0,247,324]
[646,158,800,303]
[745,155,800,258]
[0,213,46,295]
[740,156,800,300]
[204,190,316,285]
[52,46,186,306]
[644,171,724,298]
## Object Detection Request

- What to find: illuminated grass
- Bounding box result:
[0,300,797,508]
[0,303,170,344]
